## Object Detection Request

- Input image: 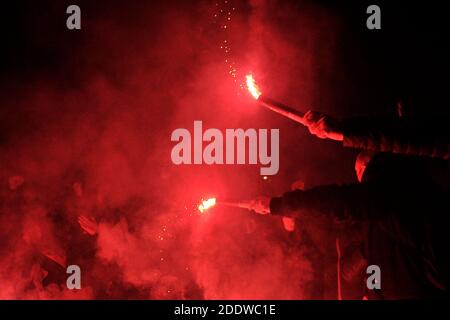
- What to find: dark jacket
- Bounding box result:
[342,116,450,159]
[270,154,450,299]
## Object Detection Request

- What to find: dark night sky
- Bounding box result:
[2,0,449,109]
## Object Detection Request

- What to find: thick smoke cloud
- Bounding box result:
[0,0,347,299]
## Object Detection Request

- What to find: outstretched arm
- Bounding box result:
[269,184,369,221]
[303,111,450,159]
[342,116,450,159]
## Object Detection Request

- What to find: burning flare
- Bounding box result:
[244,73,306,125]
[198,197,217,213]
[246,74,261,100]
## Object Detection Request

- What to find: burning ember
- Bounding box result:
[245,74,261,100]
[198,197,217,213]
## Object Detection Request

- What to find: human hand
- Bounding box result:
[303,110,344,141]
[247,196,271,215]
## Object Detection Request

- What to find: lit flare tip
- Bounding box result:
[246,74,262,100]
[198,197,217,213]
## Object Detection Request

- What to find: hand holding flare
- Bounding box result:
[197,196,296,231]
[245,74,344,142]
[197,197,270,215]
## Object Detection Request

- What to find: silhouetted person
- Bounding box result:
[250,153,450,299]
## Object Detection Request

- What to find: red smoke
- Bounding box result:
[0,0,349,299]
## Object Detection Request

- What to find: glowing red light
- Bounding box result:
[198,197,217,213]
[246,74,262,99]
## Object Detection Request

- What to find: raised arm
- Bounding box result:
[303,111,450,159]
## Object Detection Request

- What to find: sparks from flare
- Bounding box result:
[198,197,217,213]
[213,1,239,85]
[246,74,262,99]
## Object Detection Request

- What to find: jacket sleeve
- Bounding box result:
[341,116,450,159]
[269,183,410,222]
